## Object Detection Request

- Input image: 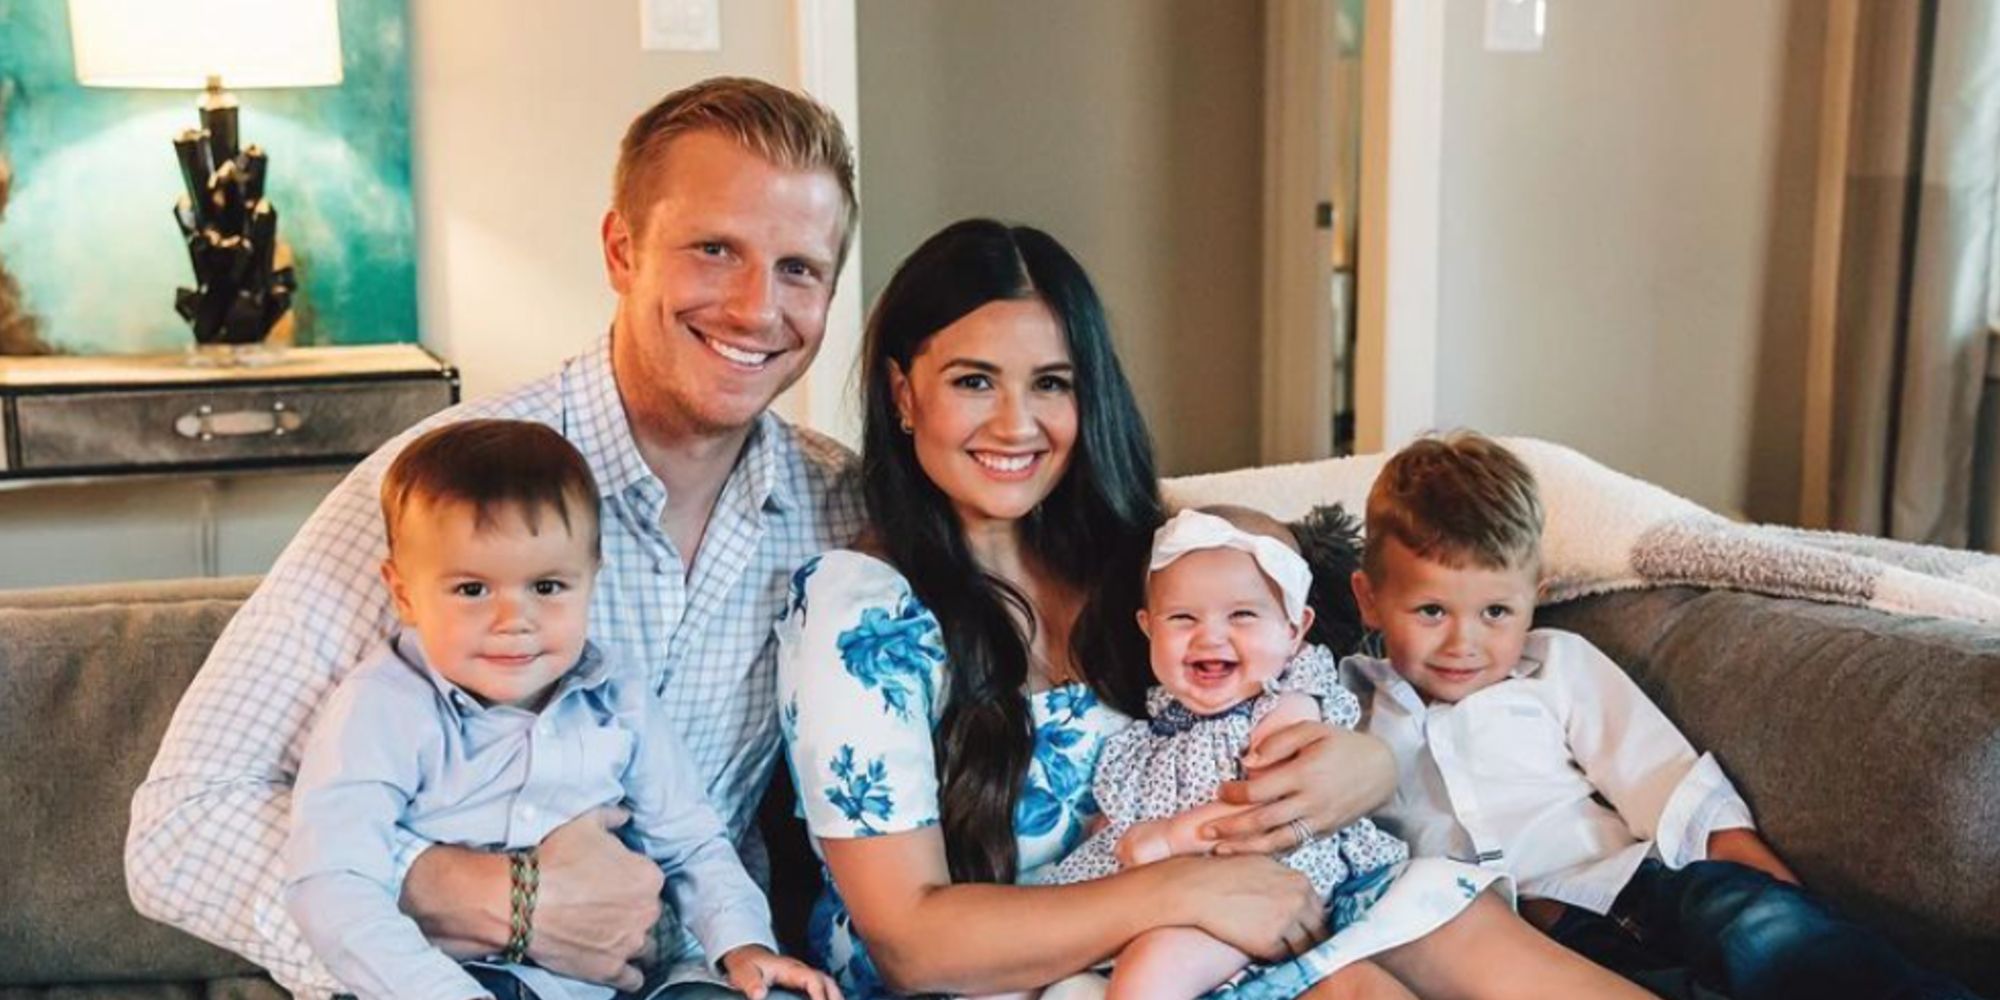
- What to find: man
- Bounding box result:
[129,77,862,999]
[128,76,1385,998]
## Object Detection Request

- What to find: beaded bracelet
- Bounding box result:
[502,847,540,964]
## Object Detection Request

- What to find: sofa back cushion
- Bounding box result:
[1542,588,2000,994]
[0,579,263,985]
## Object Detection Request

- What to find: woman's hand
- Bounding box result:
[1205,722,1396,855]
[1156,854,1326,961]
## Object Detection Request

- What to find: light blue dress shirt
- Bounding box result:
[284,632,775,1000]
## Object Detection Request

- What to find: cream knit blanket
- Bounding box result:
[1162,437,2000,624]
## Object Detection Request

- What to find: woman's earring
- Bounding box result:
[898,415,914,435]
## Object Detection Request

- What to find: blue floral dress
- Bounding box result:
[775,551,1507,999]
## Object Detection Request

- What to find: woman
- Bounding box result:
[776,220,1648,999]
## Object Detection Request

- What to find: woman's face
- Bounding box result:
[890,298,1080,534]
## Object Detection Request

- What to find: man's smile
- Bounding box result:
[694,331,779,370]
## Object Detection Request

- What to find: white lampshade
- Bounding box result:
[68,0,343,90]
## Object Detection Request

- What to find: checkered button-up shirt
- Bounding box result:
[127,335,865,997]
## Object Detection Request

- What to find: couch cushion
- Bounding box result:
[1542,588,2000,994]
[0,975,284,1000]
[0,591,264,985]
[0,577,259,611]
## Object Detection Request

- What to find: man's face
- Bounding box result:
[604,130,847,439]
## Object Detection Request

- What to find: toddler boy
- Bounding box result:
[283,419,837,1000]
[1343,431,1971,1000]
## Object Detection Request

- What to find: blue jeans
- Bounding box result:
[465,965,540,1000]
[462,966,809,1000]
[1545,860,1975,1000]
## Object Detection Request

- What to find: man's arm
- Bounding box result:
[398,808,663,990]
[126,460,405,996]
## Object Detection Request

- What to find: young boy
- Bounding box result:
[1343,431,1974,1000]
[283,420,838,1000]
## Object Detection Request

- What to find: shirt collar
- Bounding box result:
[564,334,653,502]
[746,413,799,514]
[1346,653,1422,712]
[571,331,799,516]
[1344,638,1549,712]
[1146,691,1257,736]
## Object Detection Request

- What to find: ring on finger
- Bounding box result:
[1288,817,1317,849]
[1288,921,1315,956]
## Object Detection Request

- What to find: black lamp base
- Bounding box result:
[171,81,296,350]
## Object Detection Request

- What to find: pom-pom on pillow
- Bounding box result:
[1289,503,1368,657]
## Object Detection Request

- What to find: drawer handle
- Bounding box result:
[174,402,307,441]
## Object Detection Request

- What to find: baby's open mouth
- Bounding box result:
[1185,659,1239,685]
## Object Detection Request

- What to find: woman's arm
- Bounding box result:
[820,826,1323,996]
[1117,692,1326,867]
[1208,722,1397,854]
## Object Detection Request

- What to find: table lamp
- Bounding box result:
[66,0,343,362]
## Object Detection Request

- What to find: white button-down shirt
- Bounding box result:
[127,336,865,997]
[1343,629,1754,914]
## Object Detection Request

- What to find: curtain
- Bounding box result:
[1826,0,2000,547]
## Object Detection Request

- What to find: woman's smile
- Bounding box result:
[969,449,1044,479]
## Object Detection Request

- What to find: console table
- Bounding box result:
[0,345,458,587]
[0,344,458,482]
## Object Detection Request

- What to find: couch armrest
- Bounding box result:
[0,588,267,986]
[1540,588,2000,994]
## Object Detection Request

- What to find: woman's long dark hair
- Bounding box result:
[860,219,1163,884]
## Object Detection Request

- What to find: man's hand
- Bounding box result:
[1707,828,1800,886]
[1157,855,1326,962]
[528,806,665,991]
[404,807,662,989]
[720,944,844,1000]
[1206,722,1395,855]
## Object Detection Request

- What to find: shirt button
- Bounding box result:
[520,805,538,822]
[537,721,554,737]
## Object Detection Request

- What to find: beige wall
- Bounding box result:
[413,0,802,401]
[1434,0,1823,520]
[0,2,806,589]
[856,0,1266,476]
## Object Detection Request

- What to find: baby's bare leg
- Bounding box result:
[1374,893,1653,1000]
[1104,927,1250,1000]
[1298,960,1420,1000]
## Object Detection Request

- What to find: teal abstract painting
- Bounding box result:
[0,0,416,354]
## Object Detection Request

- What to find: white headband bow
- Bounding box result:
[1149,509,1313,626]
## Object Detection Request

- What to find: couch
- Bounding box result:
[3,575,1996,996]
